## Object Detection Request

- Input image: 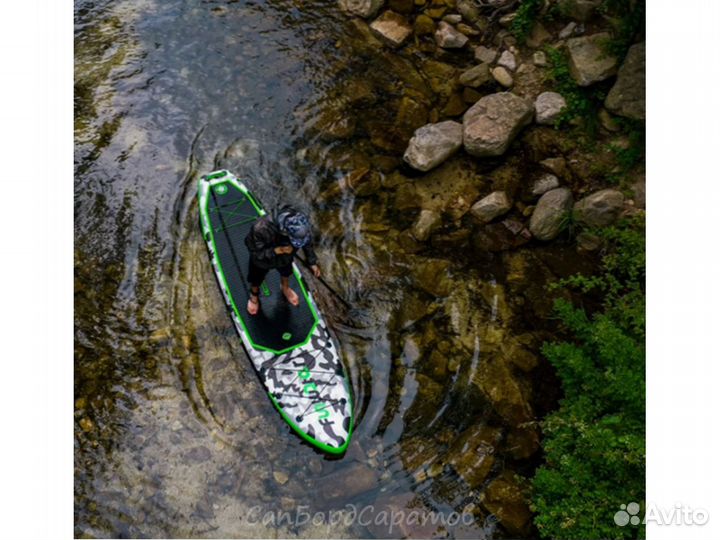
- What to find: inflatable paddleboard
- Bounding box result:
[198,170,353,454]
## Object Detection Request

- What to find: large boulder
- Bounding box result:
[529,187,573,240]
[605,42,646,120]
[470,191,512,223]
[462,93,534,157]
[434,21,468,48]
[573,188,625,227]
[339,0,384,18]
[567,33,619,86]
[534,91,567,125]
[369,11,412,47]
[403,120,463,171]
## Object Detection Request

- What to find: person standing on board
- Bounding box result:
[244,205,321,315]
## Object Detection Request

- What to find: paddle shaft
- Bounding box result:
[295,254,351,309]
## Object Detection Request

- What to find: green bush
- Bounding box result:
[532,217,646,539]
[511,0,543,43]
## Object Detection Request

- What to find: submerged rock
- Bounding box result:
[412,258,452,297]
[370,11,413,47]
[459,63,491,88]
[529,187,573,240]
[435,21,469,48]
[473,353,533,425]
[403,120,463,171]
[413,13,436,36]
[470,191,512,224]
[481,471,533,537]
[534,91,566,125]
[473,219,532,252]
[462,93,534,157]
[321,463,379,501]
[573,188,625,227]
[446,424,502,488]
[605,42,645,120]
[339,0,384,18]
[411,209,442,241]
[567,33,619,86]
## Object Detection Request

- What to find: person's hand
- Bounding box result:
[311,264,321,278]
[274,246,293,255]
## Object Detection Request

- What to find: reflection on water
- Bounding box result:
[74,0,577,537]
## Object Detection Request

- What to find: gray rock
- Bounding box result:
[463,92,533,157]
[412,209,442,241]
[531,173,560,196]
[435,21,469,48]
[339,0,384,18]
[475,45,498,64]
[497,50,517,71]
[470,191,512,223]
[534,91,567,125]
[370,11,412,47]
[443,14,462,24]
[403,120,463,171]
[567,33,619,86]
[573,188,624,227]
[605,42,645,120]
[559,22,577,39]
[459,63,491,88]
[532,51,547,66]
[491,66,514,87]
[529,188,573,240]
[499,12,516,27]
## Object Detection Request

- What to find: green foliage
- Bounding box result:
[532,216,646,539]
[511,0,543,43]
[599,0,646,57]
[544,46,605,133]
[609,119,646,174]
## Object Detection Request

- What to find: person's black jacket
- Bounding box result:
[244,215,318,269]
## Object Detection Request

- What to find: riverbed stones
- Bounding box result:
[462,92,534,157]
[529,187,573,240]
[490,66,512,88]
[497,50,517,71]
[435,21,468,48]
[573,188,624,227]
[370,11,412,47]
[475,45,498,64]
[567,33,619,86]
[470,191,512,223]
[605,42,645,120]
[534,91,567,125]
[339,0,384,18]
[403,120,463,171]
[459,63,491,88]
[531,173,560,196]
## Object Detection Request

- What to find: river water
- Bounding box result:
[74,0,582,537]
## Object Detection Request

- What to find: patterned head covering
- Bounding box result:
[277,207,311,248]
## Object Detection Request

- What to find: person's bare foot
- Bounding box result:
[247,294,260,315]
[282,287,299,306]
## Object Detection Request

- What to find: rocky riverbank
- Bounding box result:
[300,0,645,535]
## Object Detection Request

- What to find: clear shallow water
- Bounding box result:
[73,0,572,537]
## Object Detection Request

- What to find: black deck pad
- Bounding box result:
[207,184,316,352]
